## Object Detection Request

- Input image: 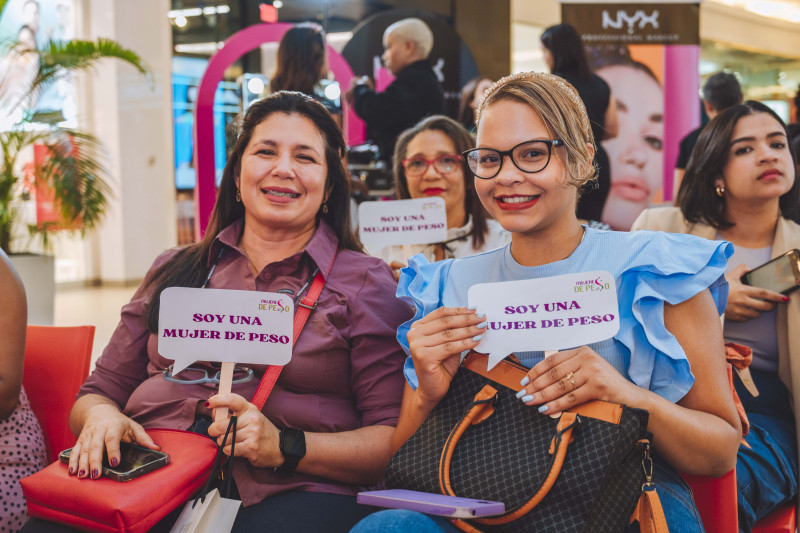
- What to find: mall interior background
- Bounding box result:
[2,0,800,290]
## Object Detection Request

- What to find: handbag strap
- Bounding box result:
[631,487,669,533]
[249,252,336,410]
[437,385,581,526]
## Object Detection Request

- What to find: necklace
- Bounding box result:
[240,242,261,276]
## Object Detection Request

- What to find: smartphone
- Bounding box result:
[741,249,800,295]
[357,489,505,518]
[59,442,170,482]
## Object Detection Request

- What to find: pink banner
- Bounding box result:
[663,45,701,202]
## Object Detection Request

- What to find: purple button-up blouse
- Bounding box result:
[77,219,412,506]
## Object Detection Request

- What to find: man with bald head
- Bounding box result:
[346,18,445,162]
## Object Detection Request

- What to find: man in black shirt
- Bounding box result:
[345,18,444,163]
[675,72,743,186]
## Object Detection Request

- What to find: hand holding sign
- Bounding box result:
[159,288,294,421]
[467,271,620,371]
[359,197,447,250]
[469,271,620,417]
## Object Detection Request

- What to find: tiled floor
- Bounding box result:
[54,285,137,367]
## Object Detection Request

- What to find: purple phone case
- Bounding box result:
[357,489,505,518]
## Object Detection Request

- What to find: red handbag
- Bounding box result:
[21,257,334,532]
[21,429,218,533]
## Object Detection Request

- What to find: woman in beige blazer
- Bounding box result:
[633,100,800,532]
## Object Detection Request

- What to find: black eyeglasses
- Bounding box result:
[463,139,564,179]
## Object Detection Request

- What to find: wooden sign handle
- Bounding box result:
[214,361,235,422]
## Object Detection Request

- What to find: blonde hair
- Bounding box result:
[383,18,434,58]
[476,72,597,190]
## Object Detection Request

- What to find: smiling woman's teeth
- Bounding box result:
[264,190,299,198]
[499,196,537,203]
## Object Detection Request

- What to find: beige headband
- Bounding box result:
[475,71,592,138]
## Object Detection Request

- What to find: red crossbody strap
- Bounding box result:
[250,253,335,409]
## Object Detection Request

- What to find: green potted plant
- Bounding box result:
[0,0,151,322]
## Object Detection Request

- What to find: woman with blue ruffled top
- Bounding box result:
[352,72,742,533]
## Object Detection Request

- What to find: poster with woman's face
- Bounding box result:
[590,45,664,230]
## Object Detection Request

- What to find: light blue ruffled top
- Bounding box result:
[396,226,733,403]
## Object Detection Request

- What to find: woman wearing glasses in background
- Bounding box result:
[371,116,508,279]
[353,73,741,532]
[23,92,411,533]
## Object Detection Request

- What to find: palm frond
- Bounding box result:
[32,129,113,231]
[30,38,153,97]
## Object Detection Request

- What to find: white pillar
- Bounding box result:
[79,0,176,284]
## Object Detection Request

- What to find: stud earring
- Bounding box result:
[236,188,241,202]
[715,184,725,197]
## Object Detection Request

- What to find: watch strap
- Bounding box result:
[275,427,305,473]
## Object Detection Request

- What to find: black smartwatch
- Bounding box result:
[275,426,306,473]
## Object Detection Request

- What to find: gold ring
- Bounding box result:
[566,372,576,390]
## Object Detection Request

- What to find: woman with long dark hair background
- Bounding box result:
[541,23,618,223]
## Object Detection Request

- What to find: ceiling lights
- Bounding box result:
[167,5,231,20]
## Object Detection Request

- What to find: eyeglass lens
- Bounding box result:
[466,141,554,179]
[404,154,461,176]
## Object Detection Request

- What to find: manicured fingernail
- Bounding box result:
[110,457,118,466]
[468,305,477,310]
[477,321,487,329]
[92,469,99,478]
[78,469,85,477]
[472,335,483,342]
[516,389,526,399]
[522,395,534,403]
[204,401,210,407]
[538,405,549,413]
[476,313,485,319]
[520,376,530,386]
[68,467,74,475]
[783,296,790,302]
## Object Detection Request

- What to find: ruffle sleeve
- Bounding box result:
[396,254,454,390]
[617,231,733,402]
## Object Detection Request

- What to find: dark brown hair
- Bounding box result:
[144,91,359,331]
[392,115,488,249]
[458,77,489,130]
[271,24,326,95]
[678,100,800,228]
[540,24,591,79]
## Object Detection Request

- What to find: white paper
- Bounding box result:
[358,197,447,250]
[159,288,294,373]
[170,489,241,533]
[467,271,620,370]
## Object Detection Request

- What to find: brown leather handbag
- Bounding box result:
[386,352,667,533]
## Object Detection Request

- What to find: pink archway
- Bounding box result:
[192,23,363,239]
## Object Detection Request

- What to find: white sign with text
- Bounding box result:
[159,287,294,374]
[359,197,447,250]
[467,271,620,370]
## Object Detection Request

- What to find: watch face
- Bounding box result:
[282,428,306,457]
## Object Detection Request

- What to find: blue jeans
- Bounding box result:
[734,369,798,533]
[350,456,703,532]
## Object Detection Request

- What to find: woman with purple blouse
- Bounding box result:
[23,92,411,533]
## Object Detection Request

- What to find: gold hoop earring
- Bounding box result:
[322,203,328,214]
[715,184,725,197]
[236,188,241,203]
